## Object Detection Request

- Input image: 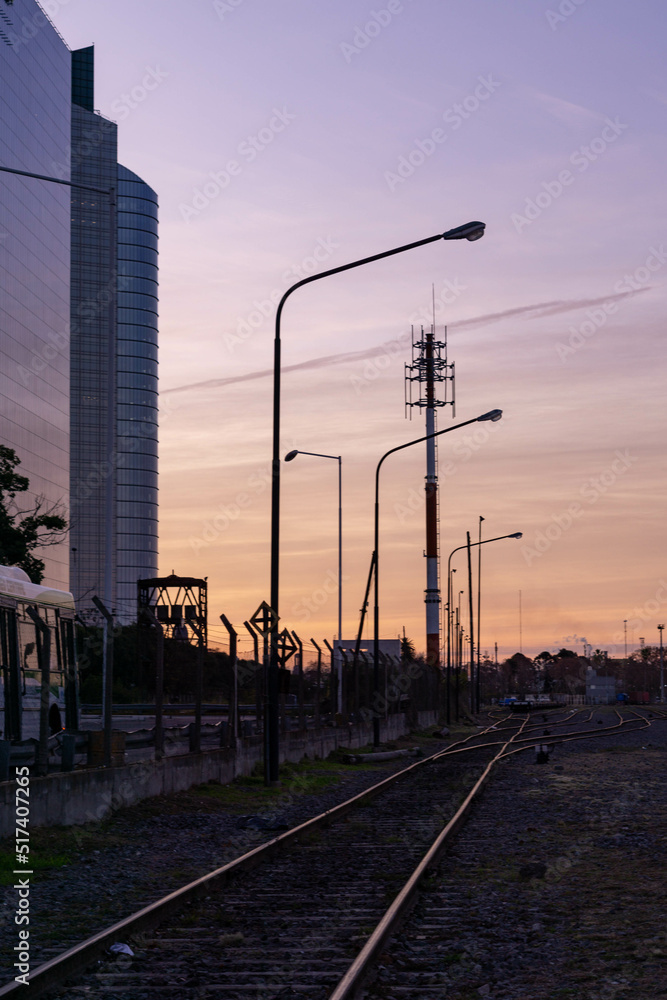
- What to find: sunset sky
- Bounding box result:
[52,0,666,661]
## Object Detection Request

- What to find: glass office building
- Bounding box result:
[69,55,119,612]
[69,47,159,622]
[116,165,159,619]
[0,15,158,610]
[0,0,71,590]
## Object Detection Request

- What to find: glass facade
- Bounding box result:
[0,0,71,589]
[116,165,159,621]
[0,23,159,610]
[68,100,119,612]
[69,51,158,623]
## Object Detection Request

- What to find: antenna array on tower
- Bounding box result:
[404,325,455,418]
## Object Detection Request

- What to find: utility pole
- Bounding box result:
[466,531,475,713]
[658,624,664,704]
[476,515,484,711]
[405,319,454,668]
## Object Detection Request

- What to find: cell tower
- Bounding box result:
[404,321,455,668]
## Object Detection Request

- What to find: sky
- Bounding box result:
[51,0,666,661]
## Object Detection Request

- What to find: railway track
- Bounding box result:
[1,709,656,1000]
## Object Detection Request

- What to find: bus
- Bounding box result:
[0,565,79,742]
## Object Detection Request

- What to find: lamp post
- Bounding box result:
[476,515,484,713]
[285,449,342,714]
[268,222,486,783]
[445,530,522,722]
[372,409,502,746]
[658,624,665,704]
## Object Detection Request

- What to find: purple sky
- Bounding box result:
[53,0,667,658]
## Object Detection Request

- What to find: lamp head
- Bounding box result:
[284,450,299,462]
[442,221,486,242]
[510,532,523,539]
[477,409,503,422]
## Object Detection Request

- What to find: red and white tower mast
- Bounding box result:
[405,321,455,667]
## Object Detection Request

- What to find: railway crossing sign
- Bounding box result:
[250,601,279,637]
[276,627,297,666]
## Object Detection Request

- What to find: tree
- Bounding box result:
[400,634,417,661]
[0,446,67,583]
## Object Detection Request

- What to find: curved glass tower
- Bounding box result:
[116,165,159,620]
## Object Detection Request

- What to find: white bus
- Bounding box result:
[0,565,79,742]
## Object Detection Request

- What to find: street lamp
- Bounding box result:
[372,409,502,746]
[445,530,522,722]
[268,222,486,783]
[285,449,342,713]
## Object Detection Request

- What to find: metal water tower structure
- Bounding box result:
[405,323,455,667]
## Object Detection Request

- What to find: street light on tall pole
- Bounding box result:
[658,624,665,704]
[285,449,342,713]
[371,409,502,746]
[268,221,486,783]
[445,531,522,722]
[476,515,484,712]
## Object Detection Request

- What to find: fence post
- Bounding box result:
[323,639,335,721]
[92,596,114,767]
[244,620,262,736]
[291,631,304,731]
[220,614,238,747]
[311,638,322,728]
[140,608,164,760]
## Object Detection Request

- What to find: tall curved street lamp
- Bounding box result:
[267,222,486,783]
[285,449,343,713]
[371,409,502,747]
[445,530,523,721]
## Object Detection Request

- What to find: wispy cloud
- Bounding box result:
[525,88,603,128]
[162,288,645,397]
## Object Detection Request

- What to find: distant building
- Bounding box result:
[586,668,616,704]
[334,639,402,660]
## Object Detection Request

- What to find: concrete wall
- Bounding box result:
[0,712,437,836]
